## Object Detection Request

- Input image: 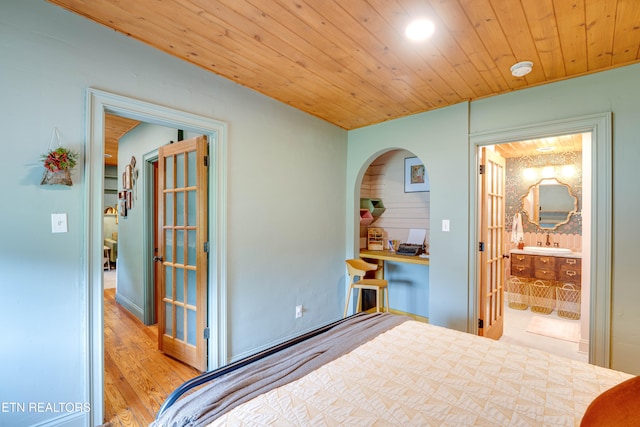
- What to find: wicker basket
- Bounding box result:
[556,283,581,320]
[41,169,72,186]
[506,277,529,310]
[530,280,555,314]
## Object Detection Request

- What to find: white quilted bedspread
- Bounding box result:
[210,320,632,426]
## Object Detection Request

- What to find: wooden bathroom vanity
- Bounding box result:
[508,248,582,318]
[510,249,582,285]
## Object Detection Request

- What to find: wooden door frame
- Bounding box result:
[85,89,228,426]
[142,151,159,326]
[468,113,612,368]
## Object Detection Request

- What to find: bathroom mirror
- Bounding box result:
[521,178,578,230]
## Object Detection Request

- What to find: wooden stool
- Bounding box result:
[103,246,112,271]
[343,259,389,317]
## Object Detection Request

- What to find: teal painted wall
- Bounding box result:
[0,2,346,425]
[115,123,178,320]
[348,102,471,331]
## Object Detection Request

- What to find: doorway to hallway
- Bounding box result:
[86,88,228,425]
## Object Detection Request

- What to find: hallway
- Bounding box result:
[103,288,200,426]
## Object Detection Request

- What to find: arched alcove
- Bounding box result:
[354,148,431,319]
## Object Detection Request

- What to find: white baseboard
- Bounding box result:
[579,338,589,354]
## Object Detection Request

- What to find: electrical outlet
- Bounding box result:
[442,219,450,232]
[295,305,303,319]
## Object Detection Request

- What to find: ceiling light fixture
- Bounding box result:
[510,61,533,77]
[405,19,435,41]
[536,146,555,152]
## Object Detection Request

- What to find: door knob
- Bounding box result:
[153,256,163,262]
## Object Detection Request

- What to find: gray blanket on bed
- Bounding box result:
[152,312,410,427]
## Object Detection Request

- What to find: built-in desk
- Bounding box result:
[359,249,430,320]
[359,250,429,279]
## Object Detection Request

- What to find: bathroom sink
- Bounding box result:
[523,246,572,254]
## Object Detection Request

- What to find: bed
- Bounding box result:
[153,313,635,426]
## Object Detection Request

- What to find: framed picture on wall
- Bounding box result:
[122,164,132,190]
[404,157,430,192]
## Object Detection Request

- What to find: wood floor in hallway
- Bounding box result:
[103,288,200,426]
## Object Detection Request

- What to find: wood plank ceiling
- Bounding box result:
[48,0,640,131]
[49,0,639,159]
[494,133,583,158]
[104,115,140,166]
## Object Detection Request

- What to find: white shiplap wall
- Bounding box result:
[360,149,430,249]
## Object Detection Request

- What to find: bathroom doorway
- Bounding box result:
[470,111,615,368]
[482,132,589,362]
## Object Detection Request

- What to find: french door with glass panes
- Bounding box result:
[478,147,506,340]
[157,135,208,371]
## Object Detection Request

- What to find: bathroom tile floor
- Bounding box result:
[500,304,588,363]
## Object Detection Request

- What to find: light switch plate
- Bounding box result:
[52,213,68,233]
[442,219,450,232]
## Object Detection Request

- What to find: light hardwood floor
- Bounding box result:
[103,288,200,426]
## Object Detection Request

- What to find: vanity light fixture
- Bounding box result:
[523,168,537,180]
[510,61,533,77]
[541,166,555,179]
[405,19,435,41]
[522,164,576,180]
[561,165,576,178]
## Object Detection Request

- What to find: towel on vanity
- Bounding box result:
[511,212,524,243]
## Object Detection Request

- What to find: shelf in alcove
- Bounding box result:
[360,209,374,226]
[360,198,386,218]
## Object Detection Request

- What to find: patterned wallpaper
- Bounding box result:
[505,151,582,236]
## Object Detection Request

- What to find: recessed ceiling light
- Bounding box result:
[510,61,533,77]
[405,19,435,41]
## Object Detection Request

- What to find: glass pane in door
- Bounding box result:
[176,305,184,341]
[165,303,173,336]
[187,190,196,226]
[165,265,173,299]
[187,269,196,306]
[165,192,174,226]
[187,151,196,187]
[176,267,184,303]
[187,309,196,345]
[176,230,184,265]
[176,192,185,226]
[165,156,174,189]
[176,153,185,188]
